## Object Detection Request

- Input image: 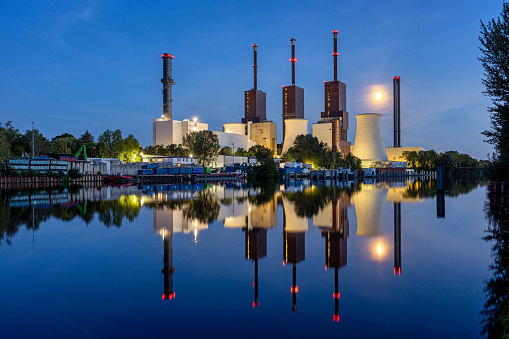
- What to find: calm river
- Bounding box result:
[0,179,501,338]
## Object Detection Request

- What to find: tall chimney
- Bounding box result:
[161,53,175,120]
[393,76,401,147]
[290,37,296,86]
[252,44,258,90]
[332,30,339,82]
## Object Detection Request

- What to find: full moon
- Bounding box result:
[375,91,383,100]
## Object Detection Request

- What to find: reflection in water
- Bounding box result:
[481,196,509,338]
[313,193,350,322]
[352,183,387,237]
[282,196,306,312]
[0,179,488,327]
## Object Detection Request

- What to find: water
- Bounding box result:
[0,180,496,338]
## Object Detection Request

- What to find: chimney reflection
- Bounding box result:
[394,202,401,276]
[244,227,267,307]
[282,197,307,312]
[162,228,176,301]
[314,194,350,322]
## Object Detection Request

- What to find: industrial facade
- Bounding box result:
[312,30,350,155]
[250,122,277,153]
[243,44,267,123]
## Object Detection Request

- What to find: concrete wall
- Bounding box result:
[223,123,247,135]
[250,122,277,153]
[312,122,333,148]
[68,161,107,175]
[214,131,254,152]
[153,118,208,146]
[110,162,146,176]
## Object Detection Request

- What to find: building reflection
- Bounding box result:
[282,196,307,312]
[313,193,350,322]
[149,180,426,308]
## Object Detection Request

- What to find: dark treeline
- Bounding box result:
[402,150,487,174]
[481,196,509,338]
[0,121,142,164]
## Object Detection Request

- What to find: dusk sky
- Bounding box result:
[0,0,503,159]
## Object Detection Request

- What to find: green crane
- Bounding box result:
[76,145,87,161]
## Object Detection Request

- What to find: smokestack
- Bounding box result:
[161,53,175,120]
[393,76,401,147]
[290,37,296,86]
[252,44,258,90]
[332,30,338,82]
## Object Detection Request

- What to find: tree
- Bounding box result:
[247,145,273,162]
[22,129,53,156]
[98,129,123,158]
[79,130,95,144]
[120,134,141,163]
[323,146,348,169]
[3,121,24,157]
[286,134,326,167]
[345,153,362,169]
[235,147,248,156]
[0,124,10,165]
[218,146,233,155]
[479,4,509,180]
[182,130,220,166]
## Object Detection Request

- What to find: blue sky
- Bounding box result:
[0,0,503,159]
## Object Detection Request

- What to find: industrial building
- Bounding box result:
[153,53,209,146]
[312,30,351,155]
[282,38,305,147]
[243,44,267,123]
[250,122,277,153]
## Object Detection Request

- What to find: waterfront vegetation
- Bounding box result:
[0,122,143,167]
[479,3,509,182]
[402,149,487,175]
[282,134,362,169]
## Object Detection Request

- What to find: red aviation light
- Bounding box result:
[394,267,396,276]
[283,260,286,266]
[162,293,166,300]
[253,281,255,287]
[332,30,338,34]
[333,292,340,299]
[332,52,339,56]
[291,286,299,293]
[325,265,328,271]
[289,58,297,62]
[399,267,401,275]
[333,314,340,322]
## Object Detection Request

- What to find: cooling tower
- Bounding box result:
[352,113,388,167]
[351,184,388,236]
[282,119,308,154]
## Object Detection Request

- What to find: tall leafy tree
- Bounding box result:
[479,4,509,179]
[182,130,219,166]
[120,134,141,163]
[98,129,123,158]
[286,134,326,166]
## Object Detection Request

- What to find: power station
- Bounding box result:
[282,38,305,139]
[243,44,267,123]
[152,33,424,167]
[312,30,351,155]
[161,53,175,120]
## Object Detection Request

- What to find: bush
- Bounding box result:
[68,168,82,179]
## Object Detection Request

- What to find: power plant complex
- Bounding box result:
[152,30,423,167]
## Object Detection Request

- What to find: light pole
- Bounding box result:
[32,121,35,158]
